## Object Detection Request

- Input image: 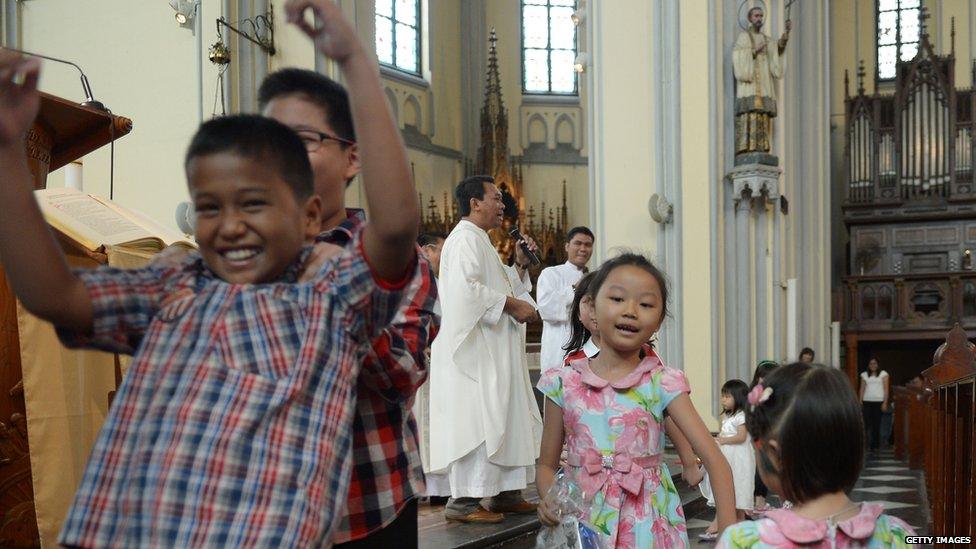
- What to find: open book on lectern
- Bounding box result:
[34,187,196,257]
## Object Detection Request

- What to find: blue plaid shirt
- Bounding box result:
[56,230,412,548]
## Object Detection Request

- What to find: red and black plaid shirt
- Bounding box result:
[319,210,439,543]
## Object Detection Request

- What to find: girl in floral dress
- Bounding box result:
[717,363,916,548]
[536,254,736,547]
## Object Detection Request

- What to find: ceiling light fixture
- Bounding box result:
[573,52,589,73]
[169,0,199,28]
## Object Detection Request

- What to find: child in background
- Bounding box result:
[700,379,754,541]
[0,1,419,545]
[717,363,916,548]
[536,254,735,547]
[749,360,779,516]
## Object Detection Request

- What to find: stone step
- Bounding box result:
[419,456,707,549]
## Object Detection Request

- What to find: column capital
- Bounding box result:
[727,162,782,204]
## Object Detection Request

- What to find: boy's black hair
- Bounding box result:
[418,232,447,247]
[455,175,495,217]
[750,360,779,388]
[746,362,864,504]
[257,68,356,145]
[185,115,313,200]
[799,347,815,360]
[721,379,749,415]
[566,226,595,242]
[563,271,598,358]
[586,253,670,322]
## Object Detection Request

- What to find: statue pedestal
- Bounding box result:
[727,162,781,202]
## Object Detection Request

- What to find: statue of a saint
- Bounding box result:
[733,4,791,165]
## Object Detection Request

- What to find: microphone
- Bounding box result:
[508,227,541,266]
[1,46,107,111]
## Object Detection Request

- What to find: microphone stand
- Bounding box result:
[1,46,107,111]
[2,47,119,198]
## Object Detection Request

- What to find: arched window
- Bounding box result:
[876,0,920,81]
[522,0,577,95]
[964,282,976,318]
[375,0,421,75]
[862,286,877,320]
[878,285,893,319]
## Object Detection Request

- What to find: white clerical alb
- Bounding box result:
[426,220,542,498]
[536,261,586,371]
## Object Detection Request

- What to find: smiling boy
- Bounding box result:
[0,1,418,545]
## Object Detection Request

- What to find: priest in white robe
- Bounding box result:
[413,232,446,478]
[535,226,593,371]
[427,176,543,523]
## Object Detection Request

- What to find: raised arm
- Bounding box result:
[0,51,92,331]
[359,257,438,399]
[285,0,417,281]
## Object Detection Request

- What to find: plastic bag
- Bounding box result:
[534,472,606,549]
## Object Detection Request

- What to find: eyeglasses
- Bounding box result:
[295,129,356,152]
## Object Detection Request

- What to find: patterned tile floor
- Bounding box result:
[686,447,930,547]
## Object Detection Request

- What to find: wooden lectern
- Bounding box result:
[0,92,130,546]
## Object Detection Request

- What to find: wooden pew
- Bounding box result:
[892,385,929,469]
[919,324,975,538]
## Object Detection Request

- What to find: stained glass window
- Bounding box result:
[877,0,920,80]
[376,0,420,75]
[522,0,577,95]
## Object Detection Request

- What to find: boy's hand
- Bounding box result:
[0,50,41,149]
[284,0,365,65]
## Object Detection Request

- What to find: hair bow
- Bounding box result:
[748,383,772,411]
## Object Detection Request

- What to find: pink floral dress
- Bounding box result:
[716,502,916,548]
[537,352,691,548]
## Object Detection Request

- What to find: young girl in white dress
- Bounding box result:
[700,379,755,540]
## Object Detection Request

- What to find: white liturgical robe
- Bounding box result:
[427,220,542,495]
[536,261,586,371]
[732,28,785,103]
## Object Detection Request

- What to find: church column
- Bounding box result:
[460,0,487,160]
[734,194,752,381]
[783,0,832,360]
[586,0,718,419]
[654,0,682,369]
[772,198,783,360]
[2,0,20,47]
[755,199,769,360]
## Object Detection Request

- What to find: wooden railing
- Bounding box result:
[842,273,976,333]
[895,324,975,538]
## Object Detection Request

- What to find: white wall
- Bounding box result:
[20,0,225,233]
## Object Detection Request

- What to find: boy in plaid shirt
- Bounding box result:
[0,1,418,546]
[258,67,438,547]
